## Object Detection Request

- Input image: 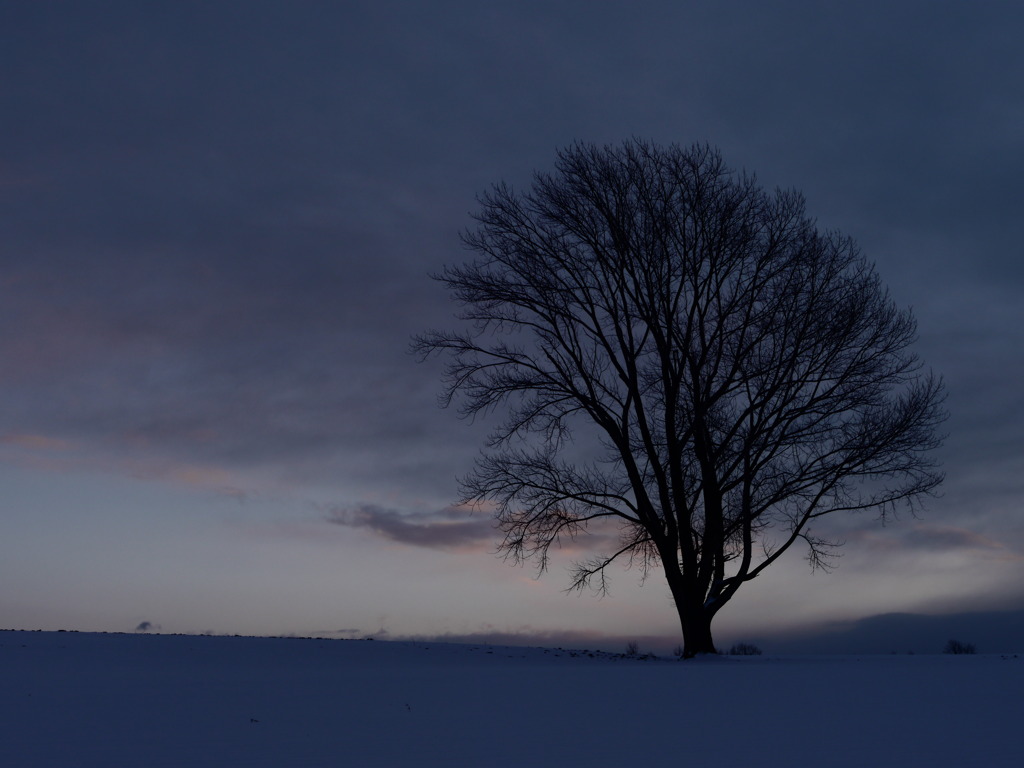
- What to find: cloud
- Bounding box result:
[754,608,1024,655]
[308,628,364,638]
[325,502,629,559]
[2,0,1024,642]
[326,504,496,550]
[0,434,71,451]
[901,524,1009,554]
[398,606,1024,656]
[853,523,1018,559]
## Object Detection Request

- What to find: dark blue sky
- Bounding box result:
[2,1,1022,649]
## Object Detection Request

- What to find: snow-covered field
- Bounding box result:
[2,630,1019,767]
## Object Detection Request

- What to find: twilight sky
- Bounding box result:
[2,0,1023,650]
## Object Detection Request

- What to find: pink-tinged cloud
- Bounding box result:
[0,433,72,451]
[0,432,255,501]
[903,523,1009,553]
[326,504,497,551]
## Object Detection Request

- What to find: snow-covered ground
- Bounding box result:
[2,629,1019,767]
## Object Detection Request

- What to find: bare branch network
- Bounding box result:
[415,140,946,656]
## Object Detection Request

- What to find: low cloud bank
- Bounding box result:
[748,608,1024,654]
[395,608,1024,656]
[396,628,681,655]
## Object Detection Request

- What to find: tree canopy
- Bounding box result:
[416,140,946,656]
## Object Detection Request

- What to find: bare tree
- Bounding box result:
[415,141,945,657]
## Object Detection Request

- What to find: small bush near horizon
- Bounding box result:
[728,642,763,656]
[672,645,684,658]
[625,640,639,656]
[944,639,976,655]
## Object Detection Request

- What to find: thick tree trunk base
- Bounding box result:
[664,567,718,657]
[680,609,718,658]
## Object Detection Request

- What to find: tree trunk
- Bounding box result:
[679,610,717,658]
[675,592,718,658]
[661,545,719,657]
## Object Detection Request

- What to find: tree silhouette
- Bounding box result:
[416,141,945,656]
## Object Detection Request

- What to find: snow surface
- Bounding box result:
[2,629,1020,767]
